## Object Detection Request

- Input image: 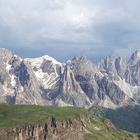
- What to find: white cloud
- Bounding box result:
[0,0,140,61]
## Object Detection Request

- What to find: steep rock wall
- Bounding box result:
[0,114,90,140]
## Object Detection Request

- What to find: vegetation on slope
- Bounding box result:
[85,114,137,140]
[89,105,140,133]
[0,104,87,128]
[0,104,138,139]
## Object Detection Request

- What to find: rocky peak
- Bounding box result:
[0,48,13,62]
[133,50,140,58]
[115,56,125,64]
[98,56,119,80]
[71,56,92,65]
[115,57,126,78]
[0,48,140,109]
[128,50,140,65]
[125,50,140,86]
[25,55,61,68]
[98,55,115,71]
[69,56,99,77]
[59,64,91,107]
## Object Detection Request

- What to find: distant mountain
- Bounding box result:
[0,48,140,109]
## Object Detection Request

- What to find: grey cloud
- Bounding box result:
[0,0,140,62]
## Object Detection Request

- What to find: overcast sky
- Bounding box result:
[0,0,140,62]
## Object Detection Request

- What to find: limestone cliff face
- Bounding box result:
[1,48,140,109]
[0,114,90,140]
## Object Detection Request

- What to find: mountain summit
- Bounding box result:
[0,48,140,109]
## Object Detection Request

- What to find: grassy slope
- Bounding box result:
[0,104,137,140]
[0,104,87,128]
[89,105,140,133]
[85,115,135,140]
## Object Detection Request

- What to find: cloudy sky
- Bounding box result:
[0,0,140,62]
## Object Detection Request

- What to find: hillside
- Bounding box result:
[89,105,140,133]
[0,105,138,140]
[0,104,87,128]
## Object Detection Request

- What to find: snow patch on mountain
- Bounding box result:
[10,75,16,88]
[6,63,11,72]
[2,48,140,109]
[6,62,17,91]
[25,55,62,89]
[25,55,61,66]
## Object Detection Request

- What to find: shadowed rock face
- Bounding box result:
[41,60,55,74]
[17,62,30,87]
[126,50,140,86]
[115,57,126,79]
[0,49,43,105]
[0,48,140,109]
[59,64,91,107]
[125,61,140,86]
[0,114,90,140]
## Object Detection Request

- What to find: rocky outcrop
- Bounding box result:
[59,64,91,108]
[0,49,43,105]
[115,57,126,79]
[0,114,90,140]
[125,60,140,86]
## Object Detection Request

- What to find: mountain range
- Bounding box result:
[0,48,140,109]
